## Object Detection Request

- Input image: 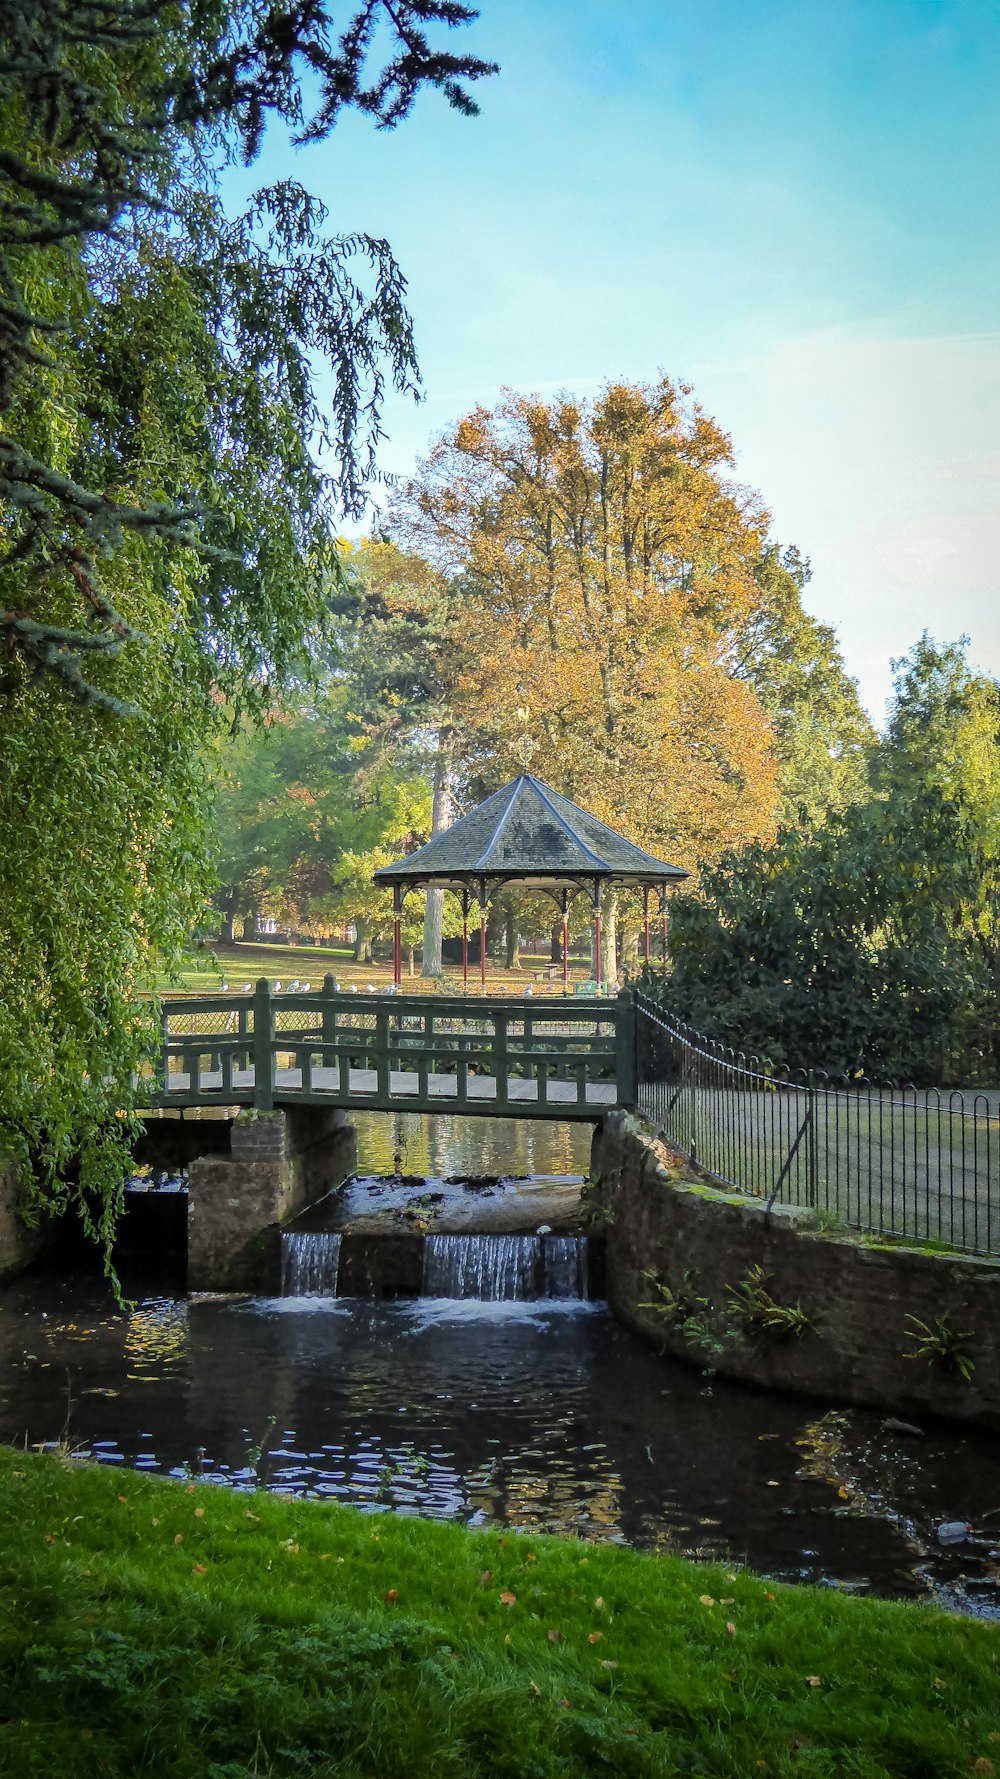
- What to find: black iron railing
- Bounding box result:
[635,995,1000,1256]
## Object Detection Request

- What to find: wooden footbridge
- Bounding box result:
[153,979,634,1121]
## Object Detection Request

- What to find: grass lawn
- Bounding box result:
[156,940,596,998]
[2,1447,999,1777]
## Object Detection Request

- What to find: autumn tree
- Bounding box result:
[392,380,783,972]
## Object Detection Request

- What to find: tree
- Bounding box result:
[664,638,1000,1085]
[737,545,874,826]
[211,688,432,947]
[0,1,495,1249]
[327,537,466,973]
[392,380,783,973]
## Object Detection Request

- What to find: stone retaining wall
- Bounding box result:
[592,1110,1000,1429]
[0,1155,49,1279]
[188,1107,356,1291]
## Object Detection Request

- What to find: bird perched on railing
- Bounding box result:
[288,979,300,992]
[220,981,229,991]
[241,982,252,992]
[300,981,311,992]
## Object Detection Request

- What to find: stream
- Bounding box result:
[2,1111,1000,1616]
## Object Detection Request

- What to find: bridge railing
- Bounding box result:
[154,978,629,1114]
[635,995,999,1255]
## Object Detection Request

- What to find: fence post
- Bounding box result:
[614,990,636,1108]
[253,978,274,1111]
[806,1077,818,1209]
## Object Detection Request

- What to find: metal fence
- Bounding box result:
[635,995,1000,1255]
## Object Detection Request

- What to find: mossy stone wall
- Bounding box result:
[592,1109,1000,1429]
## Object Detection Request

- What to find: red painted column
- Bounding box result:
[594,911,603,992]
[392,887,402,988]
[480,910,487,992]
[562,909,569,997]
[462,902,469,994]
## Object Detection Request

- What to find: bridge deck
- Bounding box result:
[156,1062,616,1119]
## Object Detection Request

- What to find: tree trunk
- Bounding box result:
[406,944,416,976]
[505,907,519,969]
[550,918,563,964]
[601,892,618,987]
[240,911,257,942]
[219,914,235,944]
[422,726,455,978]
[353,917,373,964]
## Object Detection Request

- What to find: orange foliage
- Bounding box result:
[394,380,779,872]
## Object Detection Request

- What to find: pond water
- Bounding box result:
[3,1112,1000,1616]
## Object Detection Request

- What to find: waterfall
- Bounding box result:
[541,1235,589,1299]
[422,1233,589,1301]
[281,1232,342,1296]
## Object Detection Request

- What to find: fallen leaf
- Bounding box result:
[601,1659,618,1670]
[479,1569,493,1585]
[526,1552,537,1562]
[767,1480,780,1488]
[45,1533,57,1544]
[151,1517,161,1527]
[720,1597,734,1605]
[384,1589,398,1604]
[174,1533,184,1545]
[192,1563,206,1575]
[530,1681,541,1696]
[504,1633,512,1646]
[320,1554,331,1561]
[116,1494,128,1504]
[594,1595,605,1609]
[499,1591,517,1606]
[185,1485,196,1495]
[194,1507,205,1519]
[283,1542,299,1555]
[548,1629,562,1642]
[726,1622,737,1637]
[699,1594,715,1607]
[559,1699,572,1709]
[933,1677,946,1690]
[837,1486,850,1499]
[805,1676,822,1687]
[972,1762,996,1777]
[763,1591,775,1601]
[587,1631,603,1644]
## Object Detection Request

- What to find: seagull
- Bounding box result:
[220,981,229,991]
[241,982,251,992]
[274,981,282,991]
[288,979,300,992]
[300,981,311,992]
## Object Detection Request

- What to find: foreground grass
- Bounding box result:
[2,1451,999,1777]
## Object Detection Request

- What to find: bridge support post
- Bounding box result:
[187,1105,355,1291]
[253,978,274,1110]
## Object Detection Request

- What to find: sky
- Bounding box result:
[237,0,1000,723]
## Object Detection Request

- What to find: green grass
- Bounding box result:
[155,941,595,998]
[2,1448,999,1777]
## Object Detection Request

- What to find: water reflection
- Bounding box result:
[3,1276,1000,1612]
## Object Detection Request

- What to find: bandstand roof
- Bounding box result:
[373,773,689,901]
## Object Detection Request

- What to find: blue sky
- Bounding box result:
[238,0,1000,721]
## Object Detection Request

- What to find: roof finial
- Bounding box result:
[513,705,538,772]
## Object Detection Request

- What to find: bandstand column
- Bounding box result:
[392,886,402,988]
